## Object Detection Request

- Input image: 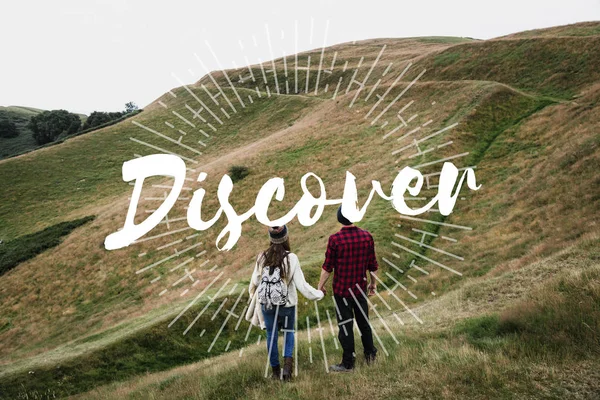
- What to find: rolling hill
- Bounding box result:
[0,22,598,399]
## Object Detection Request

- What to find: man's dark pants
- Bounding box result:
[334,293,377,368]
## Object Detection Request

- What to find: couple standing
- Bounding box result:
[246,206,378,381]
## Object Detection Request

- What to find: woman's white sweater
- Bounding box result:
[248,252,324,308]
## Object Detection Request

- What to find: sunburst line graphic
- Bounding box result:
[114,17,481,365]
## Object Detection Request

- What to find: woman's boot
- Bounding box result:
[271,364,281,380]
[282,357,293,381]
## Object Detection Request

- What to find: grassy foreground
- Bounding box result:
[67,237,599,400]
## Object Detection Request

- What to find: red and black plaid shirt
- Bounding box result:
[322,226,378,297]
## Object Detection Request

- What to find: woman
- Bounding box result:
[246,225,324,381]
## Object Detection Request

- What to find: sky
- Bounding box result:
[1,0,599,115]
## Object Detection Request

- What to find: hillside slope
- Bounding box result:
[0,22,598,399]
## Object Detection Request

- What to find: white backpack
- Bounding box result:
[257,265,288,310]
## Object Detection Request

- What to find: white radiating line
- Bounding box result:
[403,258,430,276]
[136,242,203,274]
[173,109,198,127]
[382,256,404,273]
[257,59,268,83]
[264,24,280,95]
[373,288,392,310]
[130,138,197,164]
[332,77,343,99]
[194,53,237,113]
[133,227,194,245]
[152,184,192,191]
[395,233,464,260]
[371,69,426,125]
[183,104,206,123]
[345,56,364,94]
[383,62,393,76]
[234,305,248,332]
[314,301,329,373]
[355,284,399,344]
[385,272,408,291]
[385,272,417,300]
[294,20,299,94]
[244,320,253,341]
[294,306,299,376]
[412,152,469,169]
[205,41,246,108]
[132,121,200,157]
[264,305,281,377]
[373,274,423,324]
[210,298,226,322]
[348,289,389,356]
[183,278,231,335]
[156,238,184,251]
[349,45,386,108]
[365,79,381,102]
[313,19,330,95]
[201,84,219,106]
[365,62,412,119]
[172,73,224,125]
[208,290,245,352]
[397,215,473,230]
[307,315,313,363]
[391,242,462,276]
[401,122,458,144]
[305,55,311,93]
[170,257,194,273]
[325,309,339,349]
[168,272,224,328]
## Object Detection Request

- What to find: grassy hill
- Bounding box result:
[0,22,598,399]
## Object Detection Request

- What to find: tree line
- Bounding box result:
[0,102,139,145]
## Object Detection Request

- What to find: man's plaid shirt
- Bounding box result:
[322,225,378,297]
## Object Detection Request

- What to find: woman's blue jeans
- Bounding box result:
[261,304,296,367]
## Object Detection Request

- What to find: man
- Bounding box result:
[318,206,378,372]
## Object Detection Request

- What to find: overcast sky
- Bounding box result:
[1,0,599,114]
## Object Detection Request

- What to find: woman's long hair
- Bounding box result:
[259,239,291,280]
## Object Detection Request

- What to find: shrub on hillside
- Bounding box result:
[0,115,18,138]
[28,109,82,145]
[228,165,249,183]
[0,216,95,277]
[82,111,125,131]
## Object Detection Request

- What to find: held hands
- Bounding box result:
[318,284,327,297]
[367,283,377,297]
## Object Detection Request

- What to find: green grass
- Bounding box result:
[504,21,600,39]
[0,293,259,399]
[0,216,94,277]
[422,36,600,99]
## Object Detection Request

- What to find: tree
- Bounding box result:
[124,102,139,114]
[28,110,81,145]
[0,115,18,138]
[82,111,124,131]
